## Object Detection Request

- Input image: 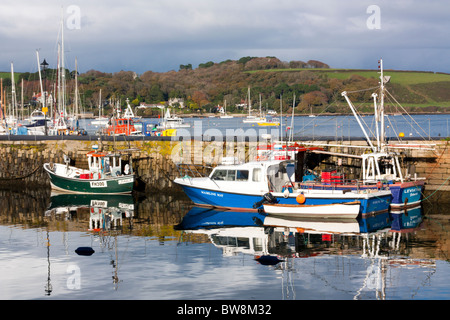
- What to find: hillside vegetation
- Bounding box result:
[1,56,450,117]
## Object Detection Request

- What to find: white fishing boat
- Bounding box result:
[263,201,361,218]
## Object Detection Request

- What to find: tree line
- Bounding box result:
[1,56,448,118]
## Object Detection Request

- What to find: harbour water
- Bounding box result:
[0,188,448,301]
[81,113,450,139]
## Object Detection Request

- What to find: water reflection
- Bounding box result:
[0,188,448,300]
[175,205,440,299]
[176,205,425,260]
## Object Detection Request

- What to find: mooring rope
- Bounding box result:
[0,165,42,180]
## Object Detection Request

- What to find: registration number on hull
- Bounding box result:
[118,178,133,184]
[90,181,107,188]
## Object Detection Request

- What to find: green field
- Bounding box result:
[324,70,450,85]
[0,71,21,83]
[251,68,450,85]
[250,68,450,108]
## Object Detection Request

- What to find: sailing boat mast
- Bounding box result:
[60,9,66,119]
[248,87,251,117]
[10,62,17,127]
[74,58,79,128]
[378,59,386,152]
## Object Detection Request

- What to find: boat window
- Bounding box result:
[211,235,237,247]
[211,169,248,181]
[237,237,250,249]
[226,170,236,181]
[236,170,249,181]
[253,238,263,251]
[211,169,227,180]
[252,168,261,182]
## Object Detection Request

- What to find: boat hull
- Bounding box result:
[175,179,391,215]
[299,180,424,208]
[43,163,134,194]
[263,201,361,218]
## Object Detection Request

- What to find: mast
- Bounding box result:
[0,78,5,128]
[290,94,295,142]
[279,95,282,143]
[74,58,79,128]
[21,78,24,120]
[57,43,61,116]
[259,93,262,117]
[99,89,102,118]
[60,9,66,118]
[378,59,385,152]
[10,62,17,127]
[372,92,381,151]
[247,87,251,117]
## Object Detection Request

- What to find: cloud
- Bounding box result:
[0,0,449,73]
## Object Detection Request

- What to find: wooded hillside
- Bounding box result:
[2,56,450,117]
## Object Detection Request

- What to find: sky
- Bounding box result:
[0,0,449,74]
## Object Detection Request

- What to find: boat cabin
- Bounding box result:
[106,118,139,136]
[207,160,295,194]
[86,151,130,177]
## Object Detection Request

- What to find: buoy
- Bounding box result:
[254,255,284,265]
[399,132,405,138]
[296,193,306,204]
[75,247,95,256]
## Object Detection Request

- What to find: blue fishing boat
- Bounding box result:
[174,159,391,216]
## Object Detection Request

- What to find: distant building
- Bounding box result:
[137,103,165,109]
[168,98,185,109]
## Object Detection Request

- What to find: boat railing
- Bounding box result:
[175,163,214,178]
[297,177,390,191]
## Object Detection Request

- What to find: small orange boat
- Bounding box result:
[106,118,140,136]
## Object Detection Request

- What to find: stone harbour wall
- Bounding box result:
[0,138,448,202]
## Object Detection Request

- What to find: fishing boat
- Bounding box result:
[43,146,135,194]
[105,117,140,136]
[263,201,361,218]
[174,159,391,215]
[296,59,429,208]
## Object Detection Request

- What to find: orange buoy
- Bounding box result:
[296,193,306,204]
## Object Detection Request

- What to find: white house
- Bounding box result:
[168,97,185,109]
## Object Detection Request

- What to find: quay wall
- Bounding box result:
[0,137,448,202]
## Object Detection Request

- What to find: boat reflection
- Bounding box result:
[176,204,433,299]
[175,207,268,257]
[45,192,135,231]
